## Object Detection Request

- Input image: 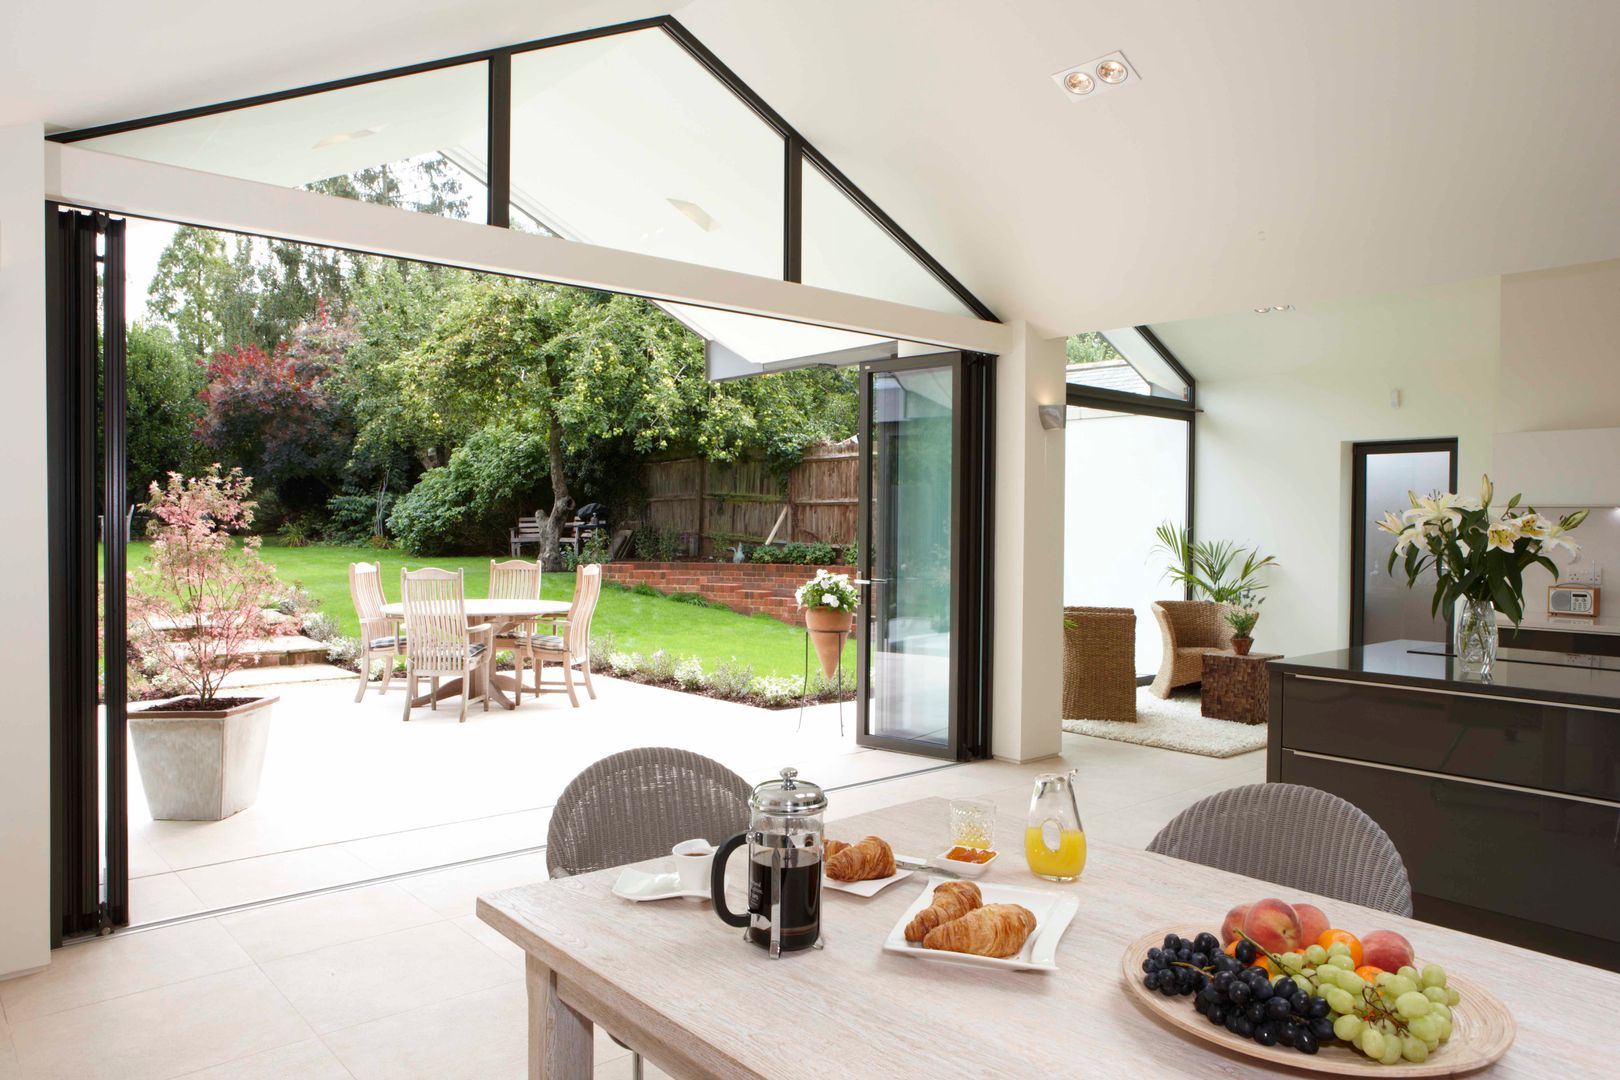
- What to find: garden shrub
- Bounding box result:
[388,425,554,555]
[272,583,317,616]
[708,657,755,699]
[326,636,362,667]
[324,490,397,545]
[631,581,662,598]
[668,591,722,608]
[644,649,676,681]
[655,527,681,561]
[752,675,801,707]
[589,630,619,667]
[749,540,843,566]
[607,651,644,677]
[673,656,705,690]
[300,612,340,642]
[277,516,319,548]
[632,522,660,561]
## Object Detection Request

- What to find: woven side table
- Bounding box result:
[1200,650,1282,725]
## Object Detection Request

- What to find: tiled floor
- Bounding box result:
[4,732,1263,1079]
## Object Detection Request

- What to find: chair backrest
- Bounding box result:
[1146,783,1414,916]
[545,748,752,878]
[1153,600,1233,650]
[565,564,603,658]
[349,561,389,625]
[488,559,542,601]
[401,567,471,671]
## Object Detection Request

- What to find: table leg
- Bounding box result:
[527,954,592,1080]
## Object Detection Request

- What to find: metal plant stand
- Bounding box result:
[797,629,847,736]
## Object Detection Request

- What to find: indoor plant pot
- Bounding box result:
[129,695,278,821]
[1230,636,1254,656]
[804,606,854,678]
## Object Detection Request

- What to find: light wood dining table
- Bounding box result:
[477,795,1618,1078]
[380,598,571,709]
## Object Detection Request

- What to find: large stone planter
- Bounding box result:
[129,696,277,821]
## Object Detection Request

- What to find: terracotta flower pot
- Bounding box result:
[805,606,854,678]
[1230,637,1254,656]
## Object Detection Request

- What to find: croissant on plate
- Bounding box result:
[823,839,851,866]
[922,903,1037,958]
[904,880,982,942]
[824,835,896,881]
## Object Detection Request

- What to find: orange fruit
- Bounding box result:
[1354,964,1384,982]
[1223,940,1239,957]
[1317,929,1364,967]
[1250,955,1275,976]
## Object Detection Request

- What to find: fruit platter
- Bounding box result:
[1121,897,1514,1076]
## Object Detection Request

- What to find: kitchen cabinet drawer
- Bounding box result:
[1277,673,1620,802]
[1279,749,1620,944]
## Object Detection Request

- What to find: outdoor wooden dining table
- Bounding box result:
[380,597,571,710]
[477,794,1616,1079]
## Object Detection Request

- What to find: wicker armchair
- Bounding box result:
[1148,600,1234,699]
[1147,783,1414,916]
[1061,607,1137,722]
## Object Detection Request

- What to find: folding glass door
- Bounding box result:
[855,353,991,760]
[1350,439,1458,647]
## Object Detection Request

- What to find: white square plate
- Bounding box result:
[881,878,1079,972]
[822,854,920,897]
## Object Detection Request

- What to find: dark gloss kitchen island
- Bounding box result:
[1267,639,1620,971]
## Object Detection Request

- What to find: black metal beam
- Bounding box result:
[487,53,512,229]
[783,136,803,283]
[100,213,130,929]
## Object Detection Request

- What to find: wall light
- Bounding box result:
[1052,51,1139,102]
[1038,404,1067,430]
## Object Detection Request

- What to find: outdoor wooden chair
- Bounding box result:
[489,558,543,704]
[399,567,493,723]
[348,561,405,703]
[533,564,602,707]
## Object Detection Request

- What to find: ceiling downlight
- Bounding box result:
[1052,51,1139,102]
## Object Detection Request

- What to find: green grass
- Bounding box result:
[124,541,852,681]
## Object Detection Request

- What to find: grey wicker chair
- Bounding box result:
[1146,783,1413,916]
[546,748,753,1079]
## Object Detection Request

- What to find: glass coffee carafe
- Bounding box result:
[711,767,826,957]
[1024,769,1087,882]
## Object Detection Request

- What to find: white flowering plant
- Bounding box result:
[795,568,859,613]
[1377,474,1587,624]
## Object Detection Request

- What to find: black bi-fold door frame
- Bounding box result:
[46,204,129,944]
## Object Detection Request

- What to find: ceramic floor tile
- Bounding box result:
[259,921,516,1035]
[0,919,252,1022]
[127,832,171,880]
[173,1038,353,1079]
[7,967,313,1080]
[341,809,552,878]
[127,872,206,926]
[321,982,525,1080]
[396,853,550,918]
[450,915,524,970]
[178,845,380,911]
[217,882,442,964]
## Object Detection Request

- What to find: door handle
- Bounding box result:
[854,578,888,586]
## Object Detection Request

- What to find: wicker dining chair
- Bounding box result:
[546,747,752,1080]
[533,564,602,708]
[1061,606,1138,722]
[1147,783,1414,916]
[488,558,542,704]
[1148,600,1235,699]
[348,561,404,704]
[399,567,493,723]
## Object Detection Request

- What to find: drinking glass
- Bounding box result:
[949,798,996,851]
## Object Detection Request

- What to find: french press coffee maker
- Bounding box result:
[710,767,826,957]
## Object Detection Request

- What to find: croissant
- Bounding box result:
[904,880,982,942]
[922,903,1037,958]
[823,839,851,866]
[824,835,896,881]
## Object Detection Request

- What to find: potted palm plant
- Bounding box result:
[796,569,859,678]
[126,467,280,820]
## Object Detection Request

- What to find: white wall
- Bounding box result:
[0,123,51,979]
[1155,277,1502,658]
[1499,258,1620,433]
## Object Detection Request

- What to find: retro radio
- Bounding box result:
[1548,583,1600,617]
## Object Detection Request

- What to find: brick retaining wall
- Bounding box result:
[601,561,851,624]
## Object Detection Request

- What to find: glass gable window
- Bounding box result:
[77,64,490,222]
[1066,327,1189,401]
[509,28,783,278]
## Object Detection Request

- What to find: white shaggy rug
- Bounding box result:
[1062,688,1267,758]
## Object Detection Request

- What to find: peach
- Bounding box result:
[1221,903,1251,944]
[1361,929,1414,973]
[1294,903,1330,946]
[1241,898,1304,953]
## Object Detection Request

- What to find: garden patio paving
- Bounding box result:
[124,666,930,925]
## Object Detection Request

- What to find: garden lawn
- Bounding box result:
[124,541,853,682]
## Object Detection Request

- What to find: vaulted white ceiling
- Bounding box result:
[6,0,1618,336]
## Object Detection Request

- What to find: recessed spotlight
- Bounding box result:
[312,126,381,149]
[1253,304,1295,314]
[1051,51,1138,102]
[1064,71,1095,95]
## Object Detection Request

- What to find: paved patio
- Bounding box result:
[126,664,940,925]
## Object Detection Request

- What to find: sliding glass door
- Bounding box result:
[1350,439,1458,647]
[856,353,991,759]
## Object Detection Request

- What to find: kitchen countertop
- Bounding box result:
[1269,639,1620,710]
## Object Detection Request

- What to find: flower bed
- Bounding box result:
[601,561,851,624]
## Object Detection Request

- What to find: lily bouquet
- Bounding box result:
[1377,475,1586,670]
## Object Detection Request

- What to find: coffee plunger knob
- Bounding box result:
[780,767,798,787]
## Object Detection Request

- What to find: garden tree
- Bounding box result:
[121,322,206,510]
[306,153,472,220]
[194,314,356,523]
[1066,330,1122,366]
[148,227,233,356]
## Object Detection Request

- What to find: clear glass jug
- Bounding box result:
[1024,770,1086,882]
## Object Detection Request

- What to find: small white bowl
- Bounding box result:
[936,848,999,879]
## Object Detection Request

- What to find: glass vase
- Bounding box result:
[1455,597,1499,677]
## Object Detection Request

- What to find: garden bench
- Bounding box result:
[510,512,545,557]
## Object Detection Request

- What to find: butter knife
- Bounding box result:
[894,858,962,880]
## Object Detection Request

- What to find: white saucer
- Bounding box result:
[822,853,922,896]
[611,866,709,903]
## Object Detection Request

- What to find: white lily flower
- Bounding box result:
[1486,519,1519,553]
[1544,525,1581,556]
[1513,512,1550,540]
[1402,491,1470,531]
[1374,511,1407,536]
